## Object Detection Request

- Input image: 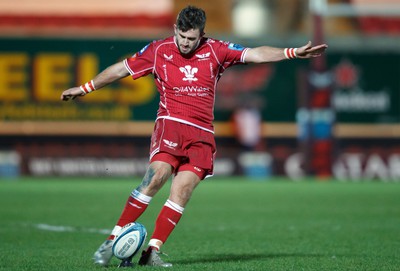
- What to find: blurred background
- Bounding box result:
[0,0,399,181]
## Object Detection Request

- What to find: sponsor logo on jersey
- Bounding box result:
[228,43,245,51]
[128,53,138,61]
[163,54,173,61]
[179,65,198,83]
[196,52,210,60]
[138,44,150,56]
[162,64,168,81]
[173,86,210,97]
[209,63,214,79]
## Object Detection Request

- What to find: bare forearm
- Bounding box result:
[245,46,286,63]
[92,61,130,89]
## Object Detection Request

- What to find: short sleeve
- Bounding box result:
[217,41,249,69]
[123,42,155,79]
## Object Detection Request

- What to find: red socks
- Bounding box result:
[117,190,152,226]
[107,190,152,240]
[150,200,184,245]
[108,192,184,247]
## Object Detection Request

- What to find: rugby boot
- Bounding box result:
[93,239,114,266]
[138,247,172,267]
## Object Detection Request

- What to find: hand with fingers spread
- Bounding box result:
[296,41,328,59]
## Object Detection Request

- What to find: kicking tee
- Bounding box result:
[124,36,249,133]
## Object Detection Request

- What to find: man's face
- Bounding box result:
[174,25,203,55]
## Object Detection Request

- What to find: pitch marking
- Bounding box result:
[33,223,110,234]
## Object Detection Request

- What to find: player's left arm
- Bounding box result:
[244,41,328,64]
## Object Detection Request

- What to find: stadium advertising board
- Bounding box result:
[7,136,399,182]
[0,37,399,123]
[0,38,157,121]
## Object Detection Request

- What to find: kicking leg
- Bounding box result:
[93,161,173,266]
[116,161,173,227]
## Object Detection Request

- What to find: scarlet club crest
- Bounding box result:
[179,65,198,83]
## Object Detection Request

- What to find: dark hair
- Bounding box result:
[176,6,206,34]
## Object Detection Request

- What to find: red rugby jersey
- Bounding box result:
[124,36,248,133]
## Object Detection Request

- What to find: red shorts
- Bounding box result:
[149,118,216,179]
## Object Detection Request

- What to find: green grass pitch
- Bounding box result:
[0,177,399,271]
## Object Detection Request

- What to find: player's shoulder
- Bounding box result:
[151,36,175,47]
[144,36,174,54]
[136,36,171,53]
[203,37,225,47]
[204,37,247,51]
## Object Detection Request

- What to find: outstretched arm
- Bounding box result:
[60,61,130,101]
[244,41,328,64]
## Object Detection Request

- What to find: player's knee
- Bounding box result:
[170,174,200,205]
[152,167,170,184]
[149,162,172,186]
[137,163,172,195]
[170,185,195,207]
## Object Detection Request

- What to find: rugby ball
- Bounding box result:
[112,222,147,260]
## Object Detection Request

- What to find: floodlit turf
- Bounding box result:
[0,177,399,271]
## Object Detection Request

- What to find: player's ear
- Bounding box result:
[173,24,178,35]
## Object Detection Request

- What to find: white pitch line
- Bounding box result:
[34,223,111,235]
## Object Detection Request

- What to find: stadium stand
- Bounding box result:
[0,0,174,36]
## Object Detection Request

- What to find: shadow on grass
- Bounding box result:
[174,252,327,265]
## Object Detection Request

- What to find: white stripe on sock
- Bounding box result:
[165,199,184,214]
[132,190,152,204]
[111,225,122,236]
